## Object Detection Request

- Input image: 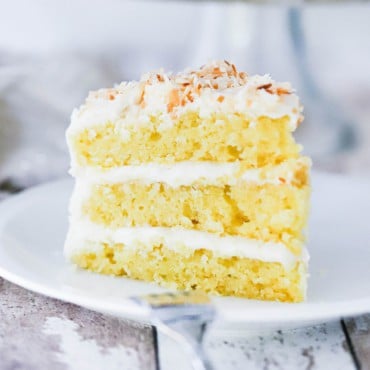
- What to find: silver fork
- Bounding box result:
[131,291,216,370]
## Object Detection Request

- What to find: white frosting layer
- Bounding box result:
[67,61,303,139]
[70,162,271,186]
[65,220,308,269]
[70,158,310,187]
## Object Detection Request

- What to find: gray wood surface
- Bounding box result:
[344,316,370,370]
[159,321,357,370]
[1,275,368,370]
[0,279,156,370]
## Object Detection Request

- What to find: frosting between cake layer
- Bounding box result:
[67,61,303,136]
[70,158,310,187]
[65,220,309,269]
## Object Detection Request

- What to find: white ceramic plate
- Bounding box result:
[0,172,370,330]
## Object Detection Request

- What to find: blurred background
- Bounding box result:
[0,0,369,191]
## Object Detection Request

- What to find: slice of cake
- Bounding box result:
[65,61,310,302]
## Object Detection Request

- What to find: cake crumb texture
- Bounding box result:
[71,242,306,302]
[84,179,309,254]
[72,115,300,168]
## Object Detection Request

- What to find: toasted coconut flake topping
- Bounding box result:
[135,61,293,107]
[257,83,273,91]
[137,85,146,107]
[257,83,292,96]
[76,61,303,132]
[276,87,291,95]
[167,89,181,113]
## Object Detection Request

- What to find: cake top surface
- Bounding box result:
[70,61,303,132]
[140,60,292,102]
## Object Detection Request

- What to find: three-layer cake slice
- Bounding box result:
[65,61,310,302]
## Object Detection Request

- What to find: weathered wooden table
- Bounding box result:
[0,188,369,370]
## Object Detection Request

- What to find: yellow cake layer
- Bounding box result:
[70,243,306,302]
[70,114,301,168]
[83,180,309,254]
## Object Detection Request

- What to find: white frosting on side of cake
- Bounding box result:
[65,219,309,269]
[70,158,310,187]
[66,61,303,138]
